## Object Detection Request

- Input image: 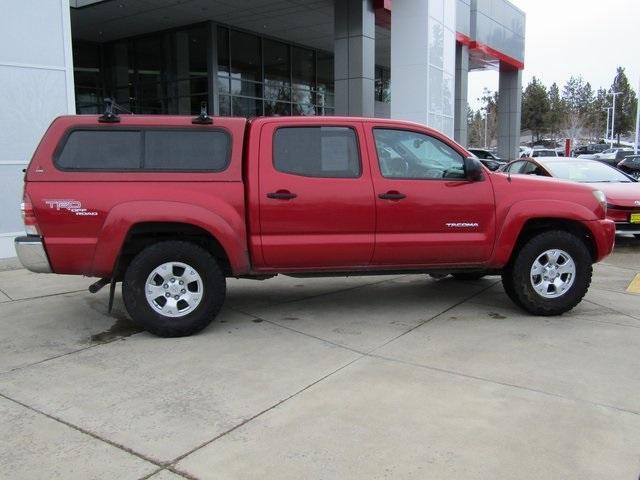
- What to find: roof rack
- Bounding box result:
[192,102,213,125]
[98,98,120,123]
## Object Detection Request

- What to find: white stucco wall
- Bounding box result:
[0,0,75,258]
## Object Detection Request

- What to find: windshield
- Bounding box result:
[532,150,556,157]
[545,161,632,183]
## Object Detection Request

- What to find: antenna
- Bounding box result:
[98,98,120,123]
[192,102,213,125]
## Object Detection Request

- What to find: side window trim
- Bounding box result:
[272,125,363,179]
[53,127,232,173]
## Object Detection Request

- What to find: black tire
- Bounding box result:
[501,230,592,316]
[501,265,524,308]
[634,235,640,240]
[451,273,486,281]
[122,240,226,337]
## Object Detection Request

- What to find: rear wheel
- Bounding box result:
[501,230,592,315]
[123,240,225,337]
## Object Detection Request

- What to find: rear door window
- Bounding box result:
[273,126,361,178]
[55,129,230,172]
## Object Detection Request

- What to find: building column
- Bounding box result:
[497,65,522,160]
[454,43,469,146]
[334,0,375,116]
[390,0,456,137]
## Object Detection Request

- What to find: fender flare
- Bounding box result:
[90,200,249,277]
[490,199,599,267]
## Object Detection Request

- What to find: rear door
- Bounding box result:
[258,121,375,269]
[365,125,496,266]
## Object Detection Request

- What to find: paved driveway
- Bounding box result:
[1,240,640,479]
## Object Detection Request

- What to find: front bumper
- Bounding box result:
[615,223,640,235]
[14,236,52,273]
[589,219,616,262]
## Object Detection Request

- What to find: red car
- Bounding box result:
[502,157,640,238]
[15,113,615,336]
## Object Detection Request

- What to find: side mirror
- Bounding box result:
[464,157,484,181]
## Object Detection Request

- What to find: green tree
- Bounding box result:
[546,82,565,139]
[522,77,550,142]
[589,87,609,142]
[562,76,593,116]
[610,67,638,143]
[468,109,484,147]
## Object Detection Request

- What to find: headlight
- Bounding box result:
[592,190,607,216]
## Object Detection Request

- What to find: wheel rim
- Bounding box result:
[144,262,203,317]
[530,249,576,299]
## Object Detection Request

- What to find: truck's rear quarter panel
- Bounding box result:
[26,115,248,277]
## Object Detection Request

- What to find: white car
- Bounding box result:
[520,148,559,158]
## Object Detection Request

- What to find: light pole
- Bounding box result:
[483,109,488,149]
[635,77,639,155]
[609,91,622,147]
[604,107,612,142]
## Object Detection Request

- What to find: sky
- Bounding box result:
[468,0,640,110]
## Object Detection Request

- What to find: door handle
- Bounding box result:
[267,190,297,200]
[378,191,406,200]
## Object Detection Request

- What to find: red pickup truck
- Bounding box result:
[16,112,615,337]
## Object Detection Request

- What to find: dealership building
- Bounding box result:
[0,0,525,257]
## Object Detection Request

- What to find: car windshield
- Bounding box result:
[544,161,632,183]
[532,150,555,157]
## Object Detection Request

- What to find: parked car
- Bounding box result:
[502,157,640,238]
[468,148,506,171]
[572,144,608,157]
[578,147,635,166]
[617,155,640,179]
[520,148,559,158]
[15,113,615,336]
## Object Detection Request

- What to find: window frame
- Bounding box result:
[53,126,232,173]
[271,125,363,179]
[372,127,467,181]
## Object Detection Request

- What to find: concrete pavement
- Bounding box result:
[1,240,639,479]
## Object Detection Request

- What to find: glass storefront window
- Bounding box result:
[292,46,314,113]
[230,30,261,83]
[73,41,104,113]
[375,66,391,103]
[74,22,339,119]
[217,26,335,118]
[264,38,291,103]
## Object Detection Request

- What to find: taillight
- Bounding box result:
[21,193,40,236]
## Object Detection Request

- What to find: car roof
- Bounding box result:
[534,157,607,166]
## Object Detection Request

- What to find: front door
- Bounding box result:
[366,126,496,266]
[258,121,375,269]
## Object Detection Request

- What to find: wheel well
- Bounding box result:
[115,222,231,279]
[512,218,597,264]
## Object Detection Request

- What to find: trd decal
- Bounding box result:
[45,199,98,216]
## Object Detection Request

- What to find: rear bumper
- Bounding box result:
[14,236,52,273]
[588,219,616,262]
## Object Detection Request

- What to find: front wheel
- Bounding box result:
[123,240,226,337]
[501,231,592,316]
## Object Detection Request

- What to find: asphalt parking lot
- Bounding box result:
[1,238,640,479]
